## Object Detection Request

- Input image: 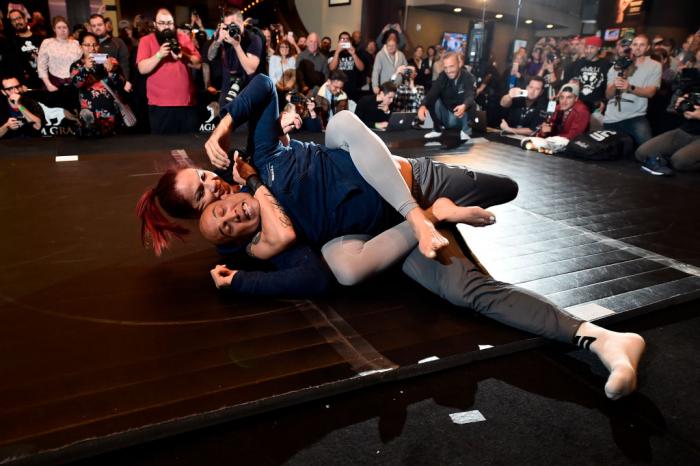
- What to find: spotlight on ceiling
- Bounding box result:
[546,24,554,29]
[495,13,503,19]
[453,7,462,13]
[525,19,533,24]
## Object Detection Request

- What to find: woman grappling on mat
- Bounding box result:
[138,75,645,400]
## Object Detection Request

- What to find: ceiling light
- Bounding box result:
[453,7,462,13]
[525,19,533,24]
[546,24,554,29]
[495,13,503,19]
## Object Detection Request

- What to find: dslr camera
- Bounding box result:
[161,28,181,55]
[676,92,700,114]
[226,23,242,40]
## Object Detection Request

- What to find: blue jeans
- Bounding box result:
[604,115,652,148]
[429,98,471,134]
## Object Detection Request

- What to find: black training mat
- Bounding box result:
[1,131,696,464]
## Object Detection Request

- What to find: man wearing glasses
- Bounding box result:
[136,8,202,134]
[0,76,44,139]
[7,9,43,90]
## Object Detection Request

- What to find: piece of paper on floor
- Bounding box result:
[418,356,439,364]
[478,345,493,350]
[450,410,486,424]
[55,155,78,162]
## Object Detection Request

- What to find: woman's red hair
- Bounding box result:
[136,168,198,256]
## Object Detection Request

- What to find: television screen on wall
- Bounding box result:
[441,32,469,52]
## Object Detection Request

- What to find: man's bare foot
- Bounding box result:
[406,208,449,258]
[576,322,646,400]
[432,197,496,226]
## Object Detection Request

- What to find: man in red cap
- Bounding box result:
[567,36,611,113]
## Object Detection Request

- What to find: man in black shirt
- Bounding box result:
[7,9,43,90]
[355,81,397,129]
[568,36,610,113]
[499,76,548,136]
[207,7,264,110]
[328,31,365,102]
[417,52,476,141]
[0,76,44,138]
[636,93,700,175]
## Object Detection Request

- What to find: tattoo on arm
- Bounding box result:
[246,232,262,257]
[265,193,293,227]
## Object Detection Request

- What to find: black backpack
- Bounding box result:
[566,130,633,161]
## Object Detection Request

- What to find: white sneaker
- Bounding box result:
[424,130,442,139]
[460,130,471,141]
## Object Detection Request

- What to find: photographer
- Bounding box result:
[392,66,424,113]
[70,31,126,136]
[136,8,202,134]
[207,7,264,111]
[89,14,131,88]
[603,34,661,147]
[315,70,349,127]
[0,76,44,138]
[538,82,590,139]
[567,36,610,113]
[329,31,365,102]
[417,52,475,142]
[355,81,397,129]
[635,92,700,175]
[537,48,564,98]
[499,76,548,136]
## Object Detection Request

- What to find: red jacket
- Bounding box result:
[542,99,590,140]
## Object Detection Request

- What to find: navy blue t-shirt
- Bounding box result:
[256,139,400,247]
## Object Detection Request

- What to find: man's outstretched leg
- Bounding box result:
[402,227,645,400]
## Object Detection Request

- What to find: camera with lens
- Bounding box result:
[401,67,413,79]
[226,23,242,40]
[161,28,181,55]
[613,48,634,72]
[676,92,700,114]
[546,52,557,63]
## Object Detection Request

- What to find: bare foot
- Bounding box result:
[579,323,646,400]
[406,209,449,259]
[432,197,496,227]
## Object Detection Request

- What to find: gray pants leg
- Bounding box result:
[325,111,418,216]
[402,227,583,343]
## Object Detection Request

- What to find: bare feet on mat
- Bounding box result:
[432,197,496,226]
[406,209,449,259]
[576,322,646,400]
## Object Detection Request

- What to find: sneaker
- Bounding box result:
[641,156,673,176]
[460,130,471,142]
[424,130,443,139]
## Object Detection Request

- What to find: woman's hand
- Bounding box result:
[46,83,58,92]
[104,57,117,72]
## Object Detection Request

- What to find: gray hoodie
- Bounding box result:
[371,46,407,89]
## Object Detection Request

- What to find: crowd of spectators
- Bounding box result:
[1,5,698,174]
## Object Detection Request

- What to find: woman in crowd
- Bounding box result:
[432,46,445,81]
[70,31,126,136]
[37,16,82,110]
[268,39,297,84]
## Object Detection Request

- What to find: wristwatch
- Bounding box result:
[630,84,636,93]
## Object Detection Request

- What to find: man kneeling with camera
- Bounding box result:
[0,75,44,138]
[635,91,700,175]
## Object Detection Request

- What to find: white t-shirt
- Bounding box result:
[604,57,661,124]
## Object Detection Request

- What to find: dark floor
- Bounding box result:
[1,128,699,465]
[71,299,700,466]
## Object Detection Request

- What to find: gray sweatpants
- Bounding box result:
[321,114,583,343]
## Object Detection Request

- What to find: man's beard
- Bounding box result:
[14,24,29,33]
